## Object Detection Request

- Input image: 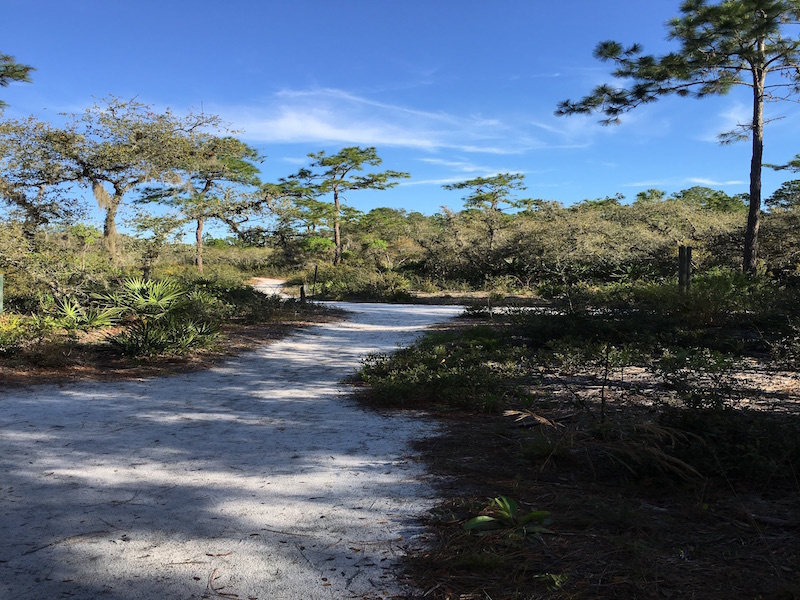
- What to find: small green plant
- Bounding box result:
[654,347,742,411]
[464,496,552,536]
[535,572,569,591]
[56,297,121,342]
[108,315,219,357]
[770,318,800,368]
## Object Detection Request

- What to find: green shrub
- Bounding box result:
[654,347,743,411]
[108,314,219,357]
[770,319,800,368]
[360,327,532,412]
[659,408,800,483]
[301,265,413,301]
[0,313,30,355]
[98,278,221,356]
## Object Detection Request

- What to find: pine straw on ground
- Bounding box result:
[362,322,800,600]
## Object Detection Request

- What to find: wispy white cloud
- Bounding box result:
[400,177,469,187]
[275,88,459,124]
[412,158,537,186]
[417,158,487,173]
[695,101,750,143]
[688,176,747,186]
[529,113,625,148]
[623,176,747,188]
[213,87,551,155]
[279,156,309,165]
[623,179,677,188]
[417,158,494,173]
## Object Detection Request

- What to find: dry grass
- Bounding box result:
[390,360,800,599]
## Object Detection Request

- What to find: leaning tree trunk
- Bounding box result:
[93,181,122,263]
[743,55,766,275]
[195,217,204,274]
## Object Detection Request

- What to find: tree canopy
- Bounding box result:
[0,53,33,108]
[52,97,222,259]
[138,136,263,273]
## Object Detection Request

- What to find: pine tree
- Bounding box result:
[557,0,800,273]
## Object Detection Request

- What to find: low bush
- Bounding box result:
[297,265,413,301]
[659,407,800,484]
[360,327,533,412]
[108,314,219,357]
[0,313,31,355]
[98,278,221,357]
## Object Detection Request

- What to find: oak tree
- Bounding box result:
[0,116,82,238]
[53,97,221,260]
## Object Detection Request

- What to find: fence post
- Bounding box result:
[312,264,318,297]
[300,284,306,303]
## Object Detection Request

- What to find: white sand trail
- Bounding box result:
[0,302,462,600]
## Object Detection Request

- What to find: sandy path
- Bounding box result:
[0,302,462,600]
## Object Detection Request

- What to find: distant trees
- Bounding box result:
[556,0,800,273]
[279,147,409,265]
[443,173,526,255]
[50,97,223,260]
[405,187,756,289]
[767,179,800,208]
[670,186,749,213]
[3,81,799,292]
[0,96,267,273]
[138,136,262,273]
[0,116,82,238]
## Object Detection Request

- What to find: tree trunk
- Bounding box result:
[195,217,204,274]
[103,203,119,261]
[743,53,766,274]
[333,189,342,266]
[142,258,152,281]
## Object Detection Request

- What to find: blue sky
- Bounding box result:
[3,0,800,221]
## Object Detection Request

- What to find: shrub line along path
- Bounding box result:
[0,295,463,599]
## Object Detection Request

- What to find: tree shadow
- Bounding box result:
[0,303,461,599]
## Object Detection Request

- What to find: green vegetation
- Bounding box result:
[3,42,800,598]
[356,275,800,598]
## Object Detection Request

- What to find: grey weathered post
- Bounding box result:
[312,264,318,297]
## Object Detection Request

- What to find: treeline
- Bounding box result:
[260,179,800,299]
[3,96,800,306]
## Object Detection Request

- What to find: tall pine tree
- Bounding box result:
[557,0,800,273]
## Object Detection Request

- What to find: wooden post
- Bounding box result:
[0,273,3,313]
[679,245,692,292]
[300,284,306,303]
[312,264,318,297]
